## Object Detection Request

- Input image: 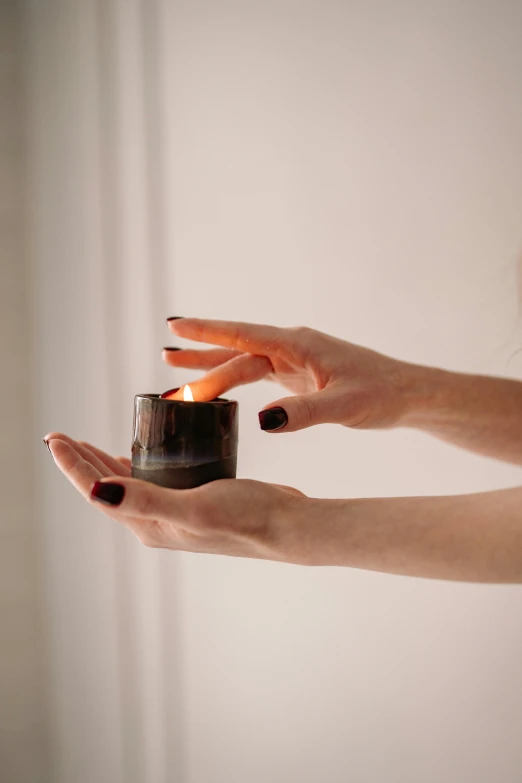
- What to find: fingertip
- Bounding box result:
[90,480,126,506]
[166,317,188,335]
[258,406,289,432]
[160,386,183,400]
[90,475,185,521]
[46,437,79,467]
[46,437,66,455]
[44,433,84,461]
[162,348,183,367]
[43,430,68,443]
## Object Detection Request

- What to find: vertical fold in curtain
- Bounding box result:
[1,1,48,780]
[26,0,185,781]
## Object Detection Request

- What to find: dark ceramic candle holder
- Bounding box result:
[131,393,238,489]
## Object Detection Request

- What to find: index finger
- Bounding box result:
[168,318,290,358]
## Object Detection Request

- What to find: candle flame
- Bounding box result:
[183,384,194,402]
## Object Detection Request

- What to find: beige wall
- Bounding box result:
[16,1,522,782]
[165,3,522,782]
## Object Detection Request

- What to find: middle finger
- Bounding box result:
[162,347,240,370]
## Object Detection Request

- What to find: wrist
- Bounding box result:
[397,362,456,429]
[279,496,354,566]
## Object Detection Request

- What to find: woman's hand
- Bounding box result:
[44,433,522,581]
[44,433,308,563]
[162,318,415,433]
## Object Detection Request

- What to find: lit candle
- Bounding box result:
[131,385,238,489]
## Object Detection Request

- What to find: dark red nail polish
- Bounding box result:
[160,386,180,399]
[163,346,182,352]
[43,437,52,454]
[166,317,184,322]
[258,407,288,431]
[91,481,125,506]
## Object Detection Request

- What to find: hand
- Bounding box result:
[163,318,415,432]
[44,433,308,562]
[45,433,522,581]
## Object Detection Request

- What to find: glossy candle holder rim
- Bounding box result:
[136,392,234,406]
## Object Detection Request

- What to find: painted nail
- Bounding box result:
[162,346,182,352]
[43,437,52,454]
[91,481,125,506]
[258,407,288,431]
[160,387,180,399]
[166,316,184,322]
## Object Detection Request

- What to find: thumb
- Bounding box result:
[258,389,338,433]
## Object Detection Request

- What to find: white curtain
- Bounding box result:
[1,3,47,782]
[7,1,522,782]
[24,1,183,781]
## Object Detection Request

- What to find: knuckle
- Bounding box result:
[287,327,316,360]
[230,326,242,351]
[290,325,314,338]
[297,396,317,424]
[68,452,86,476]
[135,488,157,517]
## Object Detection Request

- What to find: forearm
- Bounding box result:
[399,365,522,464]
[295,487,522,582]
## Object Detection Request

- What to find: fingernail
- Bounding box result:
[43,437,52,454]
[162,346,182,352]
[160,386,180,399]
[166,316,184,322]
[258,407,288,431]
[91,481,125,506]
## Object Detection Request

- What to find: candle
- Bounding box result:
[131,386,238,489]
